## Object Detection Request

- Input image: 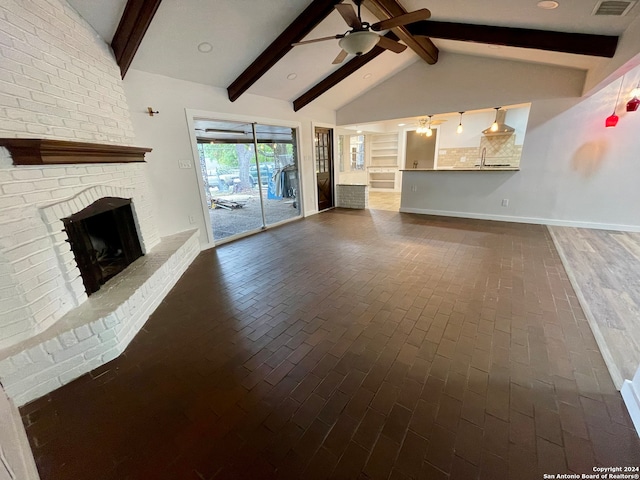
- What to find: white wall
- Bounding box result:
[336,52,586,126]
[123,69,336,246]
[400,64,640,230]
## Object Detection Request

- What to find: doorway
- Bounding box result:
[315,127,334,211]
[405,129,438,169]
[194,119,301,242]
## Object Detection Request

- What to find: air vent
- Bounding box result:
[593,0,636,15]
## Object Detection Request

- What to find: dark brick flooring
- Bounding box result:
[20,209,640,479]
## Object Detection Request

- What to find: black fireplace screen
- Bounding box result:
[63,197,143,296]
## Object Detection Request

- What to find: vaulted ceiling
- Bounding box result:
[68,0,638,112]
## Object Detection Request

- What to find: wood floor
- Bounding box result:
[549,227,640,389]
[20,211,640,479]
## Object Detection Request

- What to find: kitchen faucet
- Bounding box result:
[480,147,487,168]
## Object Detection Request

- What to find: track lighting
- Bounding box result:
[457,112,464,134]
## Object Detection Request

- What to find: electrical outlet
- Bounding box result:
[460,156,467,163]
[188,215,196,224]
[179,159,192,169]
[501,199,509,207]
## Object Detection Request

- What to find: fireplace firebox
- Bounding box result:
[63,197,143,295]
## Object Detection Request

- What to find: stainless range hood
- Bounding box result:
[482,109,515,136]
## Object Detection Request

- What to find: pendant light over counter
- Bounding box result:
[456,112,464,134]
[490,108,500,132]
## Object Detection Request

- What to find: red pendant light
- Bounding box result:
[627,97,640,112]
[606,76,624,128]
[628,82,640,112]
[605,114,619,127]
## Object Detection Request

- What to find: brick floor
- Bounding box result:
[20,209,640,479]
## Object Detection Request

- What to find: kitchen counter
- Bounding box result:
[400,167,519,172]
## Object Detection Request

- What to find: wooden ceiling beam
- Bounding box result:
[227,0,343,102]
[111,0,163,78]
[364,0,438,64]
[293,32,399,112]
[406,21,618,58]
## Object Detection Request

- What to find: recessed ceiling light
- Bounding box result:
[363,73,373,79]
[537,0,559,9]
[356,130,363,133]
[287,73,297,80]
[197,42,213,53]
[397,123,406,126]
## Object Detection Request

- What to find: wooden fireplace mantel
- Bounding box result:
[0,139,152,165]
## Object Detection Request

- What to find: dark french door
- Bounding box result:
[315,127,334,211]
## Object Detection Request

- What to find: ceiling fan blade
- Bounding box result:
[370,9,431,31]
[376,36,407,53]
[332,49,349,64]
[335,3,362,29]
[292,35,341,46]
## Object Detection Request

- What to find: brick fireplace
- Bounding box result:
[0,140,200,406]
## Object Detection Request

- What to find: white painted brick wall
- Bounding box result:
[336,184,368,209]
[0,0,135,144]
[0,164,161,349]
[0,230,200,406]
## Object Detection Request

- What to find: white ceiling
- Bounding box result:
[67,0,638,111]
[67,0,127,42]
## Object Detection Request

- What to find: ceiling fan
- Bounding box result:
[292,0,431,64]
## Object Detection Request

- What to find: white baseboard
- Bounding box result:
[398,207,640,232]
[622,380,640,437]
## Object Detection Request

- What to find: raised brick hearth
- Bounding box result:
[0,146,200,406]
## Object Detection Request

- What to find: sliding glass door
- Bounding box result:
[194,119,301,242]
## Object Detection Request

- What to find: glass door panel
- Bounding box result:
[253,123,300,226]
[195,119,262,242]
[195,119,301,243]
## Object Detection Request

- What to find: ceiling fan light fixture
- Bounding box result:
[338,31,379,56]
[426,115,433,136]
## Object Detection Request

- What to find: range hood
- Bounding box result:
[482,109,515,136]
